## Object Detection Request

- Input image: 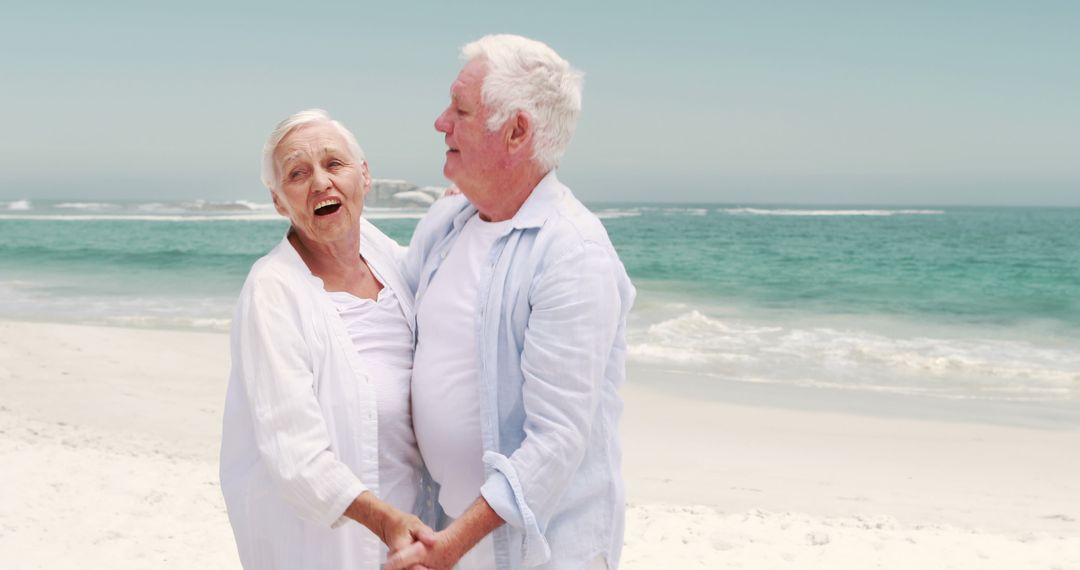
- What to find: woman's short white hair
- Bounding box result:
[462,34,584,172]
[260,109,366,192]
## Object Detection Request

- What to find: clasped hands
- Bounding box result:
[383,496,504,570]
[347,492,463,570]
[381,520,466,570]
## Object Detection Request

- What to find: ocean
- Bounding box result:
[2,199,1078,409]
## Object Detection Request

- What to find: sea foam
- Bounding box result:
[0,214,284,222]
[628,309,1080,401]
[55,202,119,210]
[718,208,945,216]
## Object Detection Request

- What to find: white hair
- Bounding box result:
[260,108,366,192]
[461,34,584,172]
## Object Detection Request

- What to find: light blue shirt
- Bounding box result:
[405,172,635,569]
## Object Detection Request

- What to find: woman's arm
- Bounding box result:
[346,492,437,555]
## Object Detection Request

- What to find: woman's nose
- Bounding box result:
[311,167,332,191]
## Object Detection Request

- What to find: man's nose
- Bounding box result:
[434,108,451,133]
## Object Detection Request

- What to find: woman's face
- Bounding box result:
[271,122,370,246]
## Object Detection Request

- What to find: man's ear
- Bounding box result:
[506,111,532,155]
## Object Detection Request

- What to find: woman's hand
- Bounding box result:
[383,529,467,570]
[384,496,501,570]
[379,510,438,560]
[345,492,437,558]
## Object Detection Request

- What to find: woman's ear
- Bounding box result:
[270,189,288,217]
[360,161,372,196]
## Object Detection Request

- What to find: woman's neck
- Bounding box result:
[288,229,383,299]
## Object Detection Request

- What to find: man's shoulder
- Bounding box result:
[538,185,613,252]
[413,194,471,243]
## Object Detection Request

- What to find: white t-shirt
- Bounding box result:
[412,213,510,520]
[328,269,421,515]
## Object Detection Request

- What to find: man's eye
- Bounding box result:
[328,160,343,168]
[289,170,304,180]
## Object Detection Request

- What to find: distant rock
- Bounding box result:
[391,191,435,206]
[367,179,445,208]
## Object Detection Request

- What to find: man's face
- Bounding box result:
[271,122,370,245]
[434,59,509,197]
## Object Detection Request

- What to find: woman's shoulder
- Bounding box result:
[239,239,311,300]
[359,217,402,253]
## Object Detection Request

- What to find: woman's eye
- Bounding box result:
[289,170,304,180]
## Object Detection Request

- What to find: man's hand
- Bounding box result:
[384,496,504,570]
[383,529,467,570]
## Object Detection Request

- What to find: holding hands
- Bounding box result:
[384,496,504,570]
[383,528,468,570]
[344,492,439,569]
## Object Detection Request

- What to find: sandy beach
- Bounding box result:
[1,319,1078,569]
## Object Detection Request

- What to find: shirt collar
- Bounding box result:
[275,226,375,291]
[509,170,564,230]
[448,170,565,233]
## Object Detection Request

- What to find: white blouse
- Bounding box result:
[328,280,421,516]
[220,219,416,570]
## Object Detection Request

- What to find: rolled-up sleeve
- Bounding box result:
[480,241,620,566]
[233,275,367,528]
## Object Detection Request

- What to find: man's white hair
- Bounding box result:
[462,34,584,172]
[260,108,366,192]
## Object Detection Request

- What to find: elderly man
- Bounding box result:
[389,35,635,570]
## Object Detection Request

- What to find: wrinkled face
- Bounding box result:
[271,122,370,246]
[433,59,510,199]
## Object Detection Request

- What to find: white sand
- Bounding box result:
[1,320,1078,569]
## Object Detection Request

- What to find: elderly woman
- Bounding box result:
[219,109,434,569]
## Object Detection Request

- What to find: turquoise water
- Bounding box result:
[595,204,1080,330]
[2,200,1078,403]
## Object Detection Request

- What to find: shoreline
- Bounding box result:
[2,319,1078,568]
[629,364,1080,431]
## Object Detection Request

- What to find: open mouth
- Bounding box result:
[313,198,342,216]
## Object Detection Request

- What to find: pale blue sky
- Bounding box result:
[2,1,1078,205]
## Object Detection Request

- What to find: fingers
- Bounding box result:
[411,525,437,547]
[383,541,427,570]
[387,534,413,554]
[387,516,433,553]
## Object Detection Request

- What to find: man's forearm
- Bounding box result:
[444,496,505,558]
[383,496,505,570]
